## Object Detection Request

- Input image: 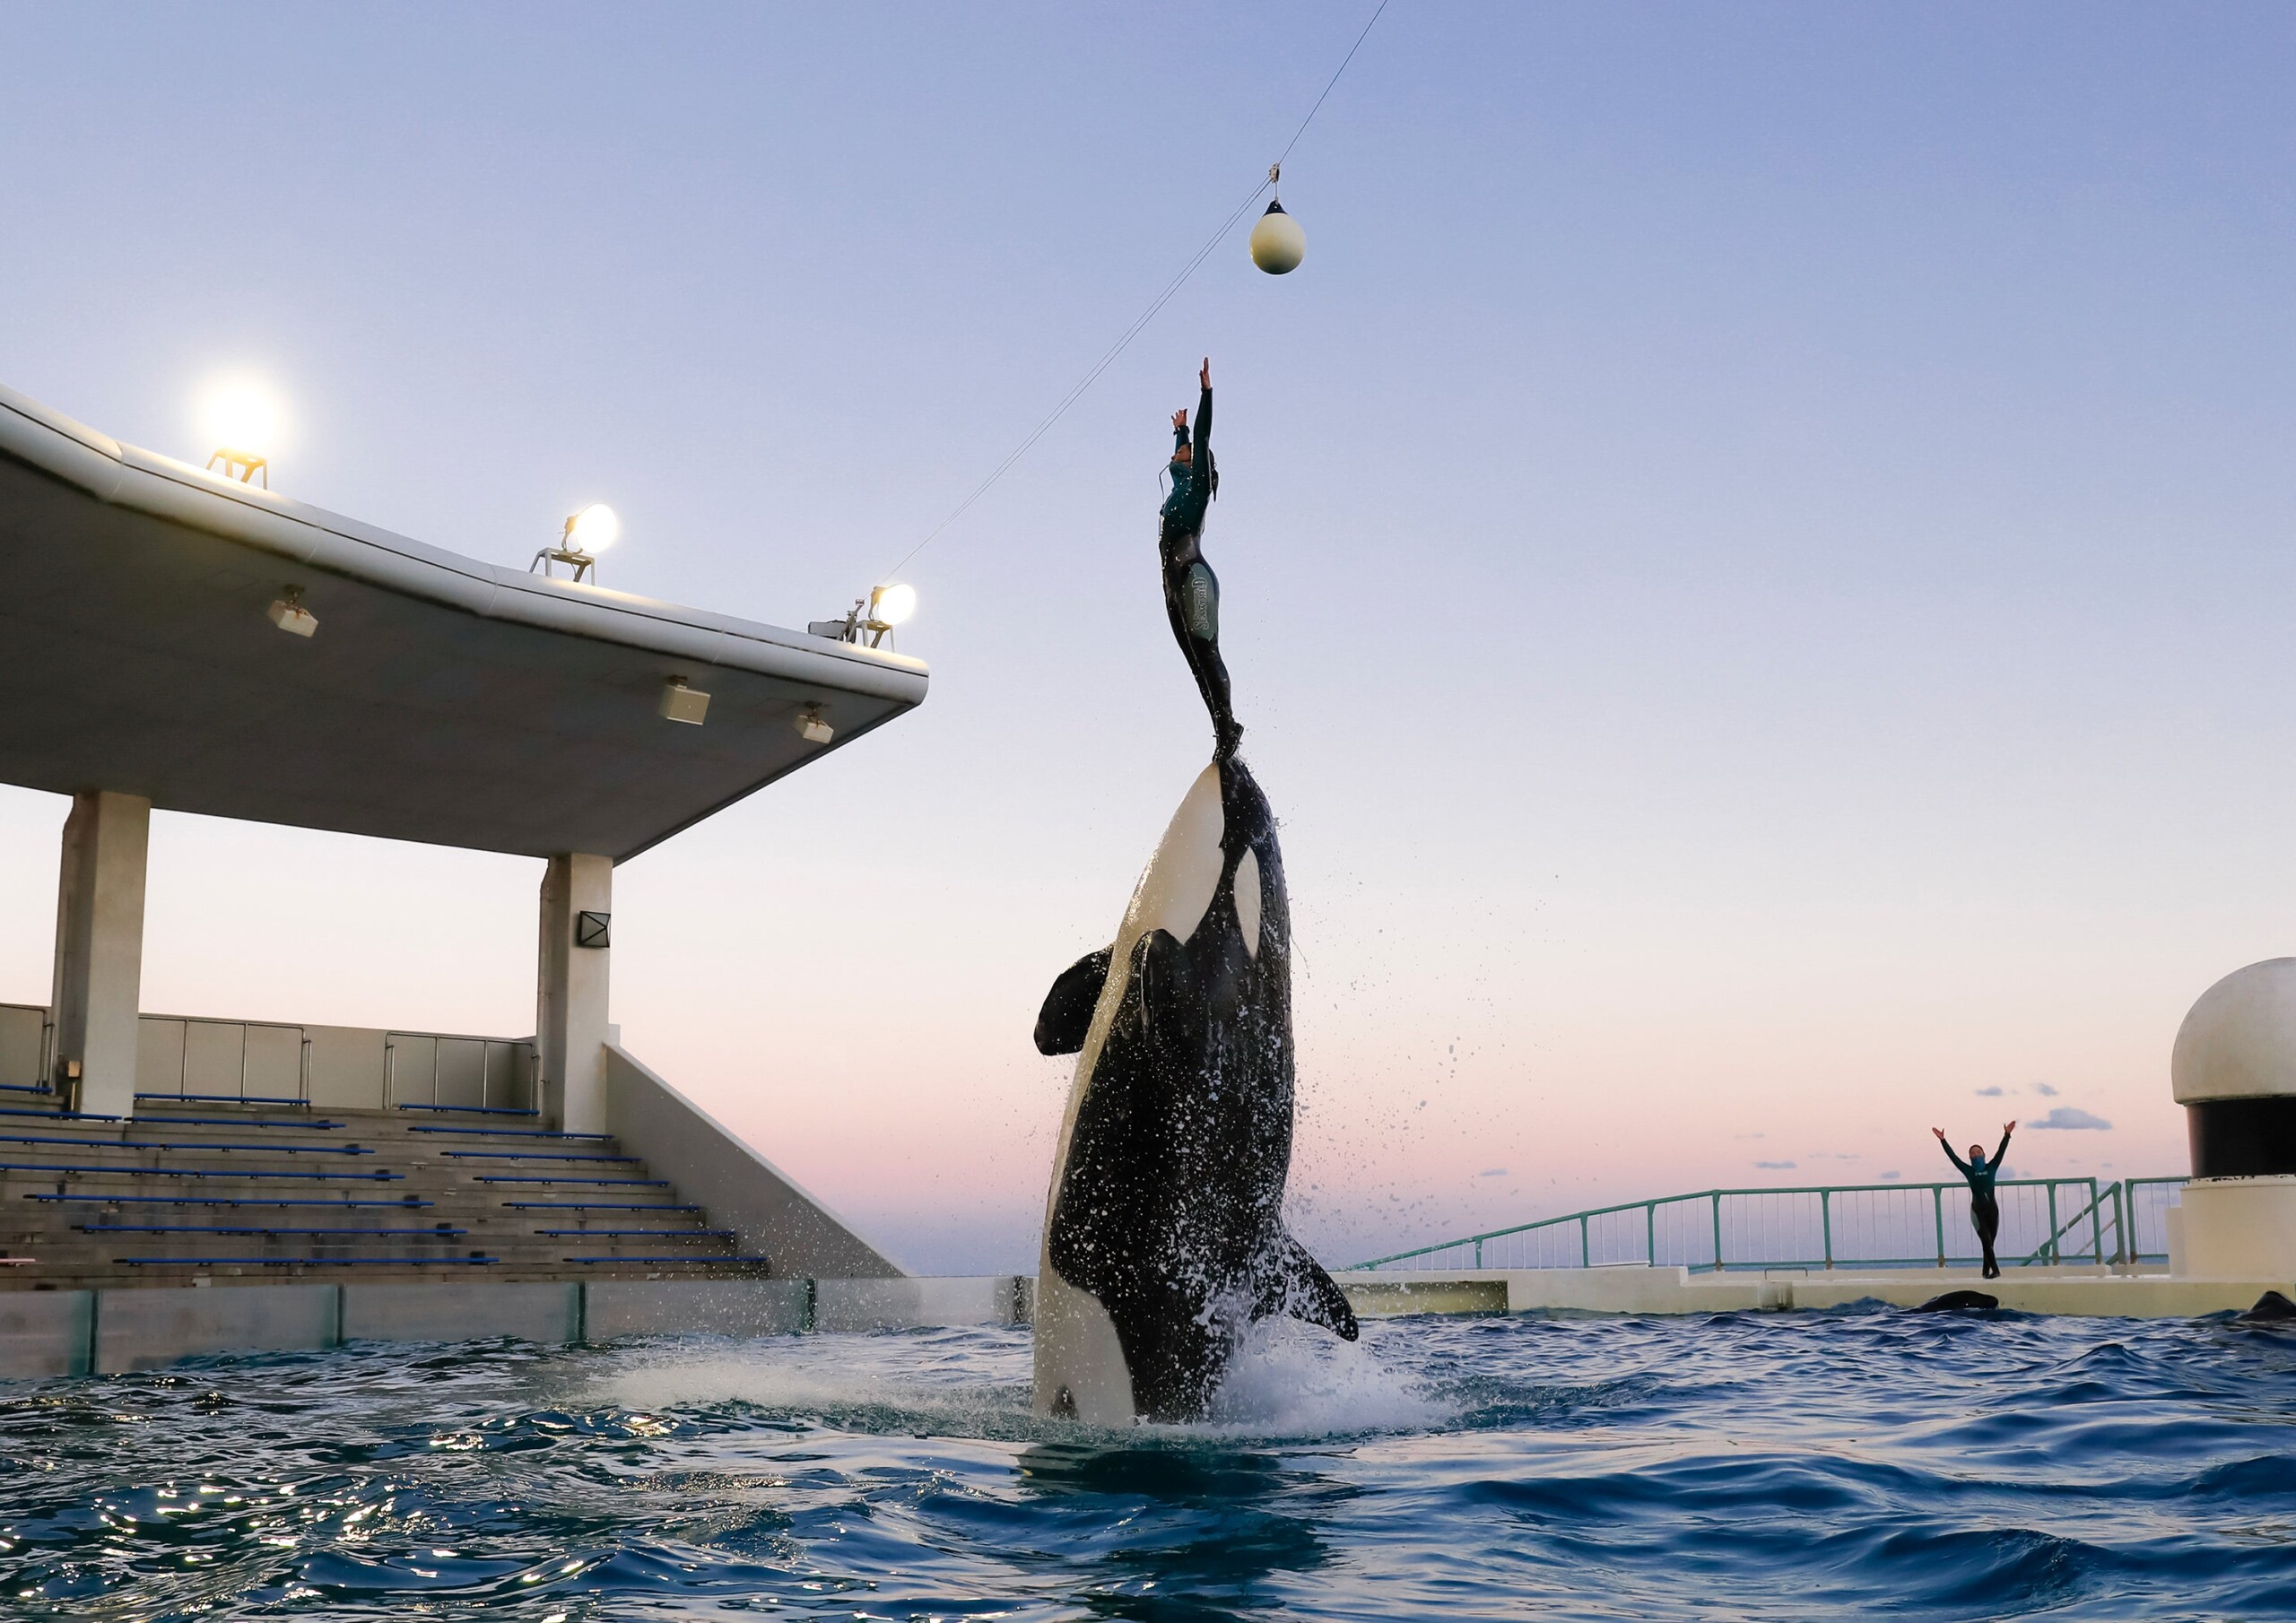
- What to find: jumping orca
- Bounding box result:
[1031,756,1359,1422]
[1030,368,1355,1424]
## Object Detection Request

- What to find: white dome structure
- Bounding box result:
[2173,958,2296,1104]
[2168,959,2296,1280]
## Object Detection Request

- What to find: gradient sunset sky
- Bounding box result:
[2,4,2291,1271]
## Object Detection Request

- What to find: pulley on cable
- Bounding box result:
[1248,163,1306,275]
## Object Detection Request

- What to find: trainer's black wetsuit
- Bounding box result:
[1161,383,1241,759]
[1941,1128,2014,1280]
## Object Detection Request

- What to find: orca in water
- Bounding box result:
[1030,366,1357,1424]
[1912,1289,1999,1313]
[2237,1290,2296,1324]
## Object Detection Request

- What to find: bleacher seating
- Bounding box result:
[0,1100,771,1286]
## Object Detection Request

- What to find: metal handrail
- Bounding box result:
[383,1030,537,1112]
[2022,1179,2116,1267]
[146,1014,311,1103]
[2121,1176,2188,1265]
[1346,1174,2187,1274]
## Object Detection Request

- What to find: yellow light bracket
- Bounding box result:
[207,449,269,488]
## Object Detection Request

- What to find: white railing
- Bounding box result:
[384,1030,538,1113]
[140,1015,313,1104]
[0,1004,542,1114]
[1350,1176,2189,1273]
[0,1002,53,1095]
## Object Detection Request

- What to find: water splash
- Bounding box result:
[1202,1315,1455,1436]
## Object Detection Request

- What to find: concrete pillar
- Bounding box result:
[537,853,612,1133]
[50,791,152,1117]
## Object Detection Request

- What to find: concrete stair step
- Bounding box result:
[0,1107,778,1292]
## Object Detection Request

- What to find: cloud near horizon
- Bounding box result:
[2031,1107,2111,1131]
[1755,1159,1798,1169]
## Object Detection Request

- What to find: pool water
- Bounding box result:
[2,1306,2293,1619]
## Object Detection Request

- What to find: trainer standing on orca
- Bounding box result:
[1933,1121,2016,1280]
[1161,359,1242,761]
[1029,360,1357,1425]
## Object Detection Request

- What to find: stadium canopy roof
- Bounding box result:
[0,385,926,862]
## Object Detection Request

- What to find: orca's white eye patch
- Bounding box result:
[1234,848,1262,958]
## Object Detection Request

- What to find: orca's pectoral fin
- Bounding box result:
[1261,1230,1360,1342]
[1034,946,1113,1055]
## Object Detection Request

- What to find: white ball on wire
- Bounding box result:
[1249,201,1306,274]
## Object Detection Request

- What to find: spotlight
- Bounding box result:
[200,379,283,486]
[796,703,834,745]
[267,586,317,638]
[567,503,620,554]
[871,583,917,627]
[807,583,918,648]
[198,380,283,489]
[532,503,620,584]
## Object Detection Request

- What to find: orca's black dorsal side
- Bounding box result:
[1912,1289,2000,1314]
[1037,757,1356,1420]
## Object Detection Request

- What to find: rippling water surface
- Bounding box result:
[3,1306,2295,1619]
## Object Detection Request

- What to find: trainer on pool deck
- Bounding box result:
[1933,1121,2016,1280]
[1161,357,1241,761]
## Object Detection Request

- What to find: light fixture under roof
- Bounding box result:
[658,675,709,725]
[267,585,317,638]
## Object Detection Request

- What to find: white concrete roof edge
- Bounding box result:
[0,382,927,706]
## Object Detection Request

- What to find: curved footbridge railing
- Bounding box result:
[1346,1176,2191,1274]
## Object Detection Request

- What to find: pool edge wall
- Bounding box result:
[0,1275,1037,1378]
[7,1266,2284,1379]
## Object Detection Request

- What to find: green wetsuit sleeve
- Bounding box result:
[1189,386,1214,520]
[1993,1129,2013,1171]
[1169,387,1217,534]
[1939,1141,1971,1176]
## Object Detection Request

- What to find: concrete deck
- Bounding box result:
[1340,1265,2292,1318]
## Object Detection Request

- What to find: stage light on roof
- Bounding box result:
[808,583,918,649]
[567,503,620,555]
[532,504,620,585]
[199,377,284,487]
[201,379,280,451]
[871,583,917,627]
